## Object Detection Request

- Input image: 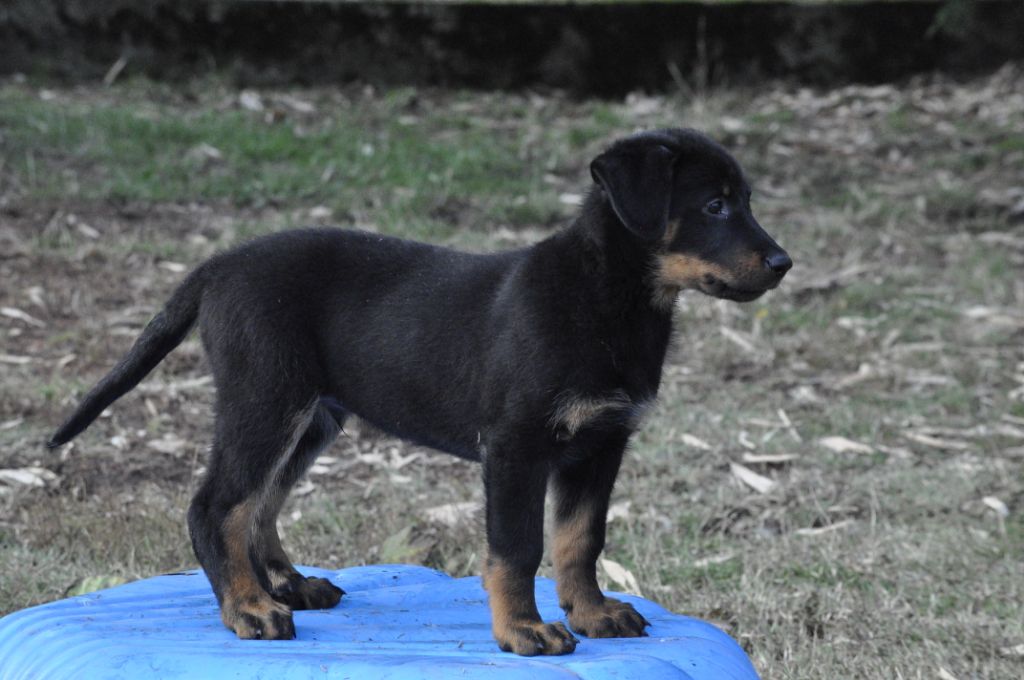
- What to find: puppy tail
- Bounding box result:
[47,264,210,449]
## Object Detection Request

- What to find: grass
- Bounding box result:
[1,67,1023,678]
[0,82,593,244]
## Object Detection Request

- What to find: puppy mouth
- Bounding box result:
[699,274,769,302]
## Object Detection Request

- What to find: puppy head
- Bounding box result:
[590,128,791,304]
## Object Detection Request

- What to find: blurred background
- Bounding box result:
[1,1,1022,678]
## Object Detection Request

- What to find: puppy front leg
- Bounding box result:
[482,453,578,656]
[551,441,650,638]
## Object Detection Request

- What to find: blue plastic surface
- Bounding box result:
[0,565,760,679]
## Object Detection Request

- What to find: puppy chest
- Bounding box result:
[548,390,652,443]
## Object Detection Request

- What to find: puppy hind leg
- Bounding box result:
[256,402,346,611]
[218,496,296,639]
[188,480,296,640]
[188,397,324,640]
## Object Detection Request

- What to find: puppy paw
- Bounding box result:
[567,597,650,638]
[271,574,344,611]
[222,594,295,640]
[494,619,579,656]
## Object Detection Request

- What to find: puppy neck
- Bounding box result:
[572,188,668,305]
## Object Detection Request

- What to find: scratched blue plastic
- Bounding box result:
[0,565,760,679]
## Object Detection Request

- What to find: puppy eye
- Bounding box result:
[704,198,729,217]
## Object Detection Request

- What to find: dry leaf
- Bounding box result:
[292,480,315,497]
[820,436,874,454]
[599,558,642,595]
[355,451,386,466]
[777,408,802,442]
[102,55,128,86]
[790,385,823,404]
[832,363,876,390]
[693,552,735,568]
[0,467,58,487]
[742,453,799,465]
[790,262,873,297]
[720,326,758,353]
[606,500,631,523]
[146,434,187,454]
[960,306,1024,328]
[981,496,1010,518]
[993,423,1024,439]
[138,375,213,394]
[386,449,423,470]
[680,433,712,450]
[424,501,480,527]
[76,221,100,239]
[795,520,854,536]
[185,143,223,164]
[0,354,32,365]
[278,94,315,114]
[875,444,913,459]
[625,94,662,116]
[721,117,745,132]
[730,462,776,494]
[1,306,46,327]
[238,90,264,111]
[308,462,333,475]
[999,643,1024,658]
[66,575,128,597]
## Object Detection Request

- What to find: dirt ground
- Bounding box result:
[1,66,1023,678]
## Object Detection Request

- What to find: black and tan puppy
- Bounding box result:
[48,128,791,656]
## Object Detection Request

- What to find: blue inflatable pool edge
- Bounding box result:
[0,565,761,679]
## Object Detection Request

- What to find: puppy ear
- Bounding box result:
[590,143,676,240]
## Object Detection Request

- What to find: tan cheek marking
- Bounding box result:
[655,253,732,289]
[650,253,734,310]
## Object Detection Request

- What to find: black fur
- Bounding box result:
[49,128,790,654]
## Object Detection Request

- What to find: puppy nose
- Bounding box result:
[763,251,793,276]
